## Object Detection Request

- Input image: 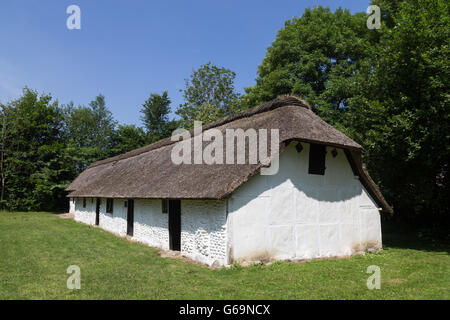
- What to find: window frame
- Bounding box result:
[106,198,114,214]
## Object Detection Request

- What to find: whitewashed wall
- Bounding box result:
[132,199,169,249]
[99,198,128,237]
[69,198,75,214]
[73,198,127,236]
[228,142,382,263]
[181,200,227,265]
[132,199,228,265]
[74,197,228,266]
[74,198,95,225]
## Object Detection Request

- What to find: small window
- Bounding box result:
[124,200,127,208]
[83,197,86,208]
[308,143,326,175]
[162,199,168,213]
[106,199,114,214]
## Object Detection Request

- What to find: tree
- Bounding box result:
[140,91,173,142]
[89,94,117,159]
[242,6,371,127]
[371,0,404,28]
[110,124,147,155]
[0,103,12,209]
[346,0,450,228]
[0,88,70,211]
[242,2,449,230]
[63,94,117,173]
[176,62,241,128]
[1,89,160,212]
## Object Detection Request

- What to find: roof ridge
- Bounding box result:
[87,96,311,169]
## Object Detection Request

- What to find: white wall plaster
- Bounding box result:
[132,199,169,250]
[69,198,75,214]
[181,200,227,265]
[98,198,128,237]
[73,198,95,225]
[228,143,382,263]
[73,197,228,266]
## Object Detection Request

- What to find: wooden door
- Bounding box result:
[168,200,181,251]
[95,198,100,225]
[127,199,134,236]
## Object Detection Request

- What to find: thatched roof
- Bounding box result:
[67,96,392,213]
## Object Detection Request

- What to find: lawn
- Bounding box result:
[0,211,448,299]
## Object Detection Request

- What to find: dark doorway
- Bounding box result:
[127,199,134,236]
[95,198,100,225]
[168,200,181,251]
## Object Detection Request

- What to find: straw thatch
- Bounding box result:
[67,96,392,213]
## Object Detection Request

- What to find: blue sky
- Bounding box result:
[0,0,370,125]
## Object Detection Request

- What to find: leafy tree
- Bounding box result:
[243,2,449,230]
[110,124,147,155]
[140,91,174,142]
[176,62,241,128]
[0,103,12,209]
[63,94,117,173]
[0,88,163,212]
[63,103,97,173]
[89,94,117,159]
[347,0,450,227]
[242,6,371,127]
[371,0,404,28]
[0,88,70,211]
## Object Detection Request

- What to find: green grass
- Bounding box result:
[0,211,448,299]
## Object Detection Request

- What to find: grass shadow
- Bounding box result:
[382,222,450,254]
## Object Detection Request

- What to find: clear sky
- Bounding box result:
[0,0,370,125]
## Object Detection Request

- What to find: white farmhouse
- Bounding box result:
[67,96,392,266]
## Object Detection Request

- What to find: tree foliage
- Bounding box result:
[176,62,241,128]
[242,1,450,228]
[346,0,450,226]
[63,95,117,173]
[0,91,140,211]
[110,124,147,155]
[140,91,177,142]
[0,88,70,211]
[243,6,371,127]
